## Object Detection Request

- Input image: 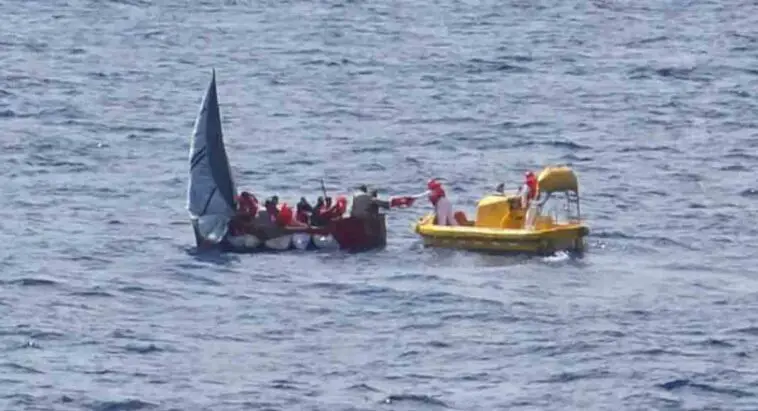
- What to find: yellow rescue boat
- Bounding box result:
[413,166,590,255]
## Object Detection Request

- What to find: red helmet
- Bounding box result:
[427,178,442,190]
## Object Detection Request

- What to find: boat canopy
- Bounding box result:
[537,166,578,193]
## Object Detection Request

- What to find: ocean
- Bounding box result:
[1,0,757,409]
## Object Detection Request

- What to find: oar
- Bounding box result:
[320,178,328,199]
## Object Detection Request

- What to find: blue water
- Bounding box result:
[2,0,758,409]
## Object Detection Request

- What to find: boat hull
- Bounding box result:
[201,215,387,253]
[414,214,588,255]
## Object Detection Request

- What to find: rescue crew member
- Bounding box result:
[408,179,457,226]
[519,171,538,207]
[518,171,540,229]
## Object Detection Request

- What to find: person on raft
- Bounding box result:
[235,191,258,218]
[320,195,348,220]
[262,196,280,223]
[349,184,416,218]
[232,184,417,234]
[295,197,313,224]
[230,191,259,234]
[515,171,540,229]
[274,202,309,228]
[310,197,328,226]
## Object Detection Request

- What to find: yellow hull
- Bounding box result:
[413,214,589,254]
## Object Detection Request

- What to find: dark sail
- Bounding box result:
[186,70,237,245]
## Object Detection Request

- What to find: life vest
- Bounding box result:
[424,179,445,206]
[333,196,348,216]
[276,203,294,226]
[525,174,538,200]
[390,196,414,207]
[428,186,445,206]
[320,196,347,220]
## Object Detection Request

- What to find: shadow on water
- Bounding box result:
[183,241,396,267]
[411,241,587,268]
[182,245,242,266]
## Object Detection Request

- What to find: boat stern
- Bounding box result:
[332,214,388,251]
[414,211,589,255]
